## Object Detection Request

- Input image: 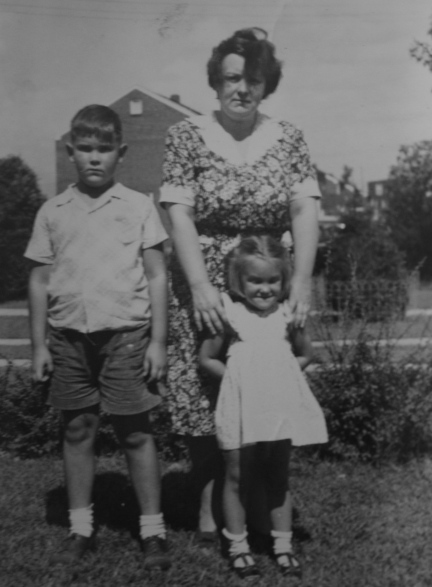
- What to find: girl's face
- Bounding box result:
[240,255,283,313]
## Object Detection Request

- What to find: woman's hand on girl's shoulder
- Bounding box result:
[191,282,226,335]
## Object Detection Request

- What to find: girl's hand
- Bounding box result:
[288,275,312,328]
[191,282,226,335]
[32,344,53,384]
[144,341,167,382]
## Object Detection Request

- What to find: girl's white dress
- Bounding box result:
[215,293,328,450]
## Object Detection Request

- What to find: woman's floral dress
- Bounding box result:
[159,112,319,436]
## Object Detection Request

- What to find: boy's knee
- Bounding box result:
[63,411,98,445]
[121,430,153,451]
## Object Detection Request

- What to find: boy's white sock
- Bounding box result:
[139,513,166,540]
[69,505,94,538]
[271,529,293,554]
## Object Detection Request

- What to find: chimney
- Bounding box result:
[170,94,180,104]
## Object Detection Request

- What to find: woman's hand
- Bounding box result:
[288,275,312,328]
[191,281,226,335]
[289,196,319,328]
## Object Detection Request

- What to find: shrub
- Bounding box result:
[308,305,432,462]
[324,213,409,320]
[0,156,45,302]
[0,363,186,461]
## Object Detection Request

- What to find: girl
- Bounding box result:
[199,235,327,579]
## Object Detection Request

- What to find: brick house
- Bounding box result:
[55,88,200,198]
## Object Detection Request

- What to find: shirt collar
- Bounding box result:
[55,182,126,208]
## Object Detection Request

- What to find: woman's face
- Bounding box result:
[217,53,266,122]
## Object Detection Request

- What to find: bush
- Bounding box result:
[325,279,408,321]
[0,364,186,461]
[2,347,432,463]
[324,213,409,320]
[310,355,432,462]
[307,305,432,462]
[0,156,45,302]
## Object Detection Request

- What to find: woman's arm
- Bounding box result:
[289,197,319,327]
[199,334,226,380]
[166,203,226,334]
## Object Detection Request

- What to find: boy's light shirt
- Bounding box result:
[25,182,167,333]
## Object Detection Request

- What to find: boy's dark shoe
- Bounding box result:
[50,532,96,565]
[141,536,171,570]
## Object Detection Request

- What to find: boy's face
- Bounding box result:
[67,135,127,190]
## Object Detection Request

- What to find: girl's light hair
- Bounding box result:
[226,235,291,301]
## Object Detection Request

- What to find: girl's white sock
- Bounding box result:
[271,529,293,554]
[139,513,166,540]
[69,505,94,538]
[222,527,251,566]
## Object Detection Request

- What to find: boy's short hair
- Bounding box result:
[227,234,291,301]
[70,104,122,144]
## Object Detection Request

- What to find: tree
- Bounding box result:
[384,141,432,280]
[0,156,45,301]
[410,20,432,73]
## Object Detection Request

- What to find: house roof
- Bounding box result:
[57,87,201,140]
[131,86,201,117]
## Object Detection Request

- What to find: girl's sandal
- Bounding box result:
[275,552,302,578]
[229,553,261,580]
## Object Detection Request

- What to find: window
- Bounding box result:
[129,99,143,116]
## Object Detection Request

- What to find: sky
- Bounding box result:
[0,0,431,197]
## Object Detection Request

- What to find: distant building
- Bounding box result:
[367,179,389,220]
[56,88,199,197]
[316,169,362,227]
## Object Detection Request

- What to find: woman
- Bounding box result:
[159,27,320,544]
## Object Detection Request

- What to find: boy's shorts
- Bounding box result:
[48,326,162,415]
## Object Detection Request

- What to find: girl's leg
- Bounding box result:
[263,440,292,532]
[222,447,260,577]
[265,440,301,577]
[223,446,255,534]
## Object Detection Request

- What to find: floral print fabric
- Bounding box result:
[161,114,316,436]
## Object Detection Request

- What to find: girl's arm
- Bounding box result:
[142,243,168,382]
[290,326,314,370]
[199,334,226,380]
[289,197,319,328]
[166,203,226,334]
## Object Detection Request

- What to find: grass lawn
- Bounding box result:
[1,452,432,587]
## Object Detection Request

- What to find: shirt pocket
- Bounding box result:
[112,216,142,244]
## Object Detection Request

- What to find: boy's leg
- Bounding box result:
[112,411,170,570]
[63,406,100,512]
[112,412,161,514]
[51,406,99,565]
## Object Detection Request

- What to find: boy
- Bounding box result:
[25,105,170,570]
